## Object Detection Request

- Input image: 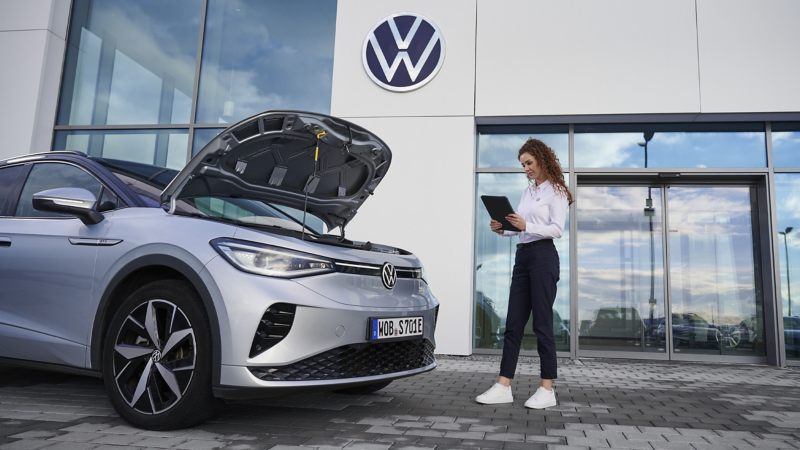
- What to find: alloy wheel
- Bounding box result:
[112,299,196,415]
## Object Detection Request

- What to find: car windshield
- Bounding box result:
[93,158,324,234]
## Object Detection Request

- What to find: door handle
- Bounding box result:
[0,237,10,248]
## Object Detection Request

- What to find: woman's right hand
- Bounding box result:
[490,220,504,235]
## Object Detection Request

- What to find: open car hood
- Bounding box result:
[161,111,391,230]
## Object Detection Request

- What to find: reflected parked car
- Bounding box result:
[581,307,644,346]
[660,313,720,349]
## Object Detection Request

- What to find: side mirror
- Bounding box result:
[32,188,104,225]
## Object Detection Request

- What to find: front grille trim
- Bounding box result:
[334,261,422,279]
[248,339,436,382]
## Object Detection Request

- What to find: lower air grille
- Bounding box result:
[250,303,296,358]
[249,339,436,381]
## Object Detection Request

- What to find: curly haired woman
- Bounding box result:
[476,138,573,409]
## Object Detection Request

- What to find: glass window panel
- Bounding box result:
[477,125,568,169]
[195,0,337,124]
[772,122,800,168]
[574,123,766,168]
[668,187,765,357]
[775,174,800,360]
[577,186,666,353]
[192,128,225,156]
[0,165,25,215]
[473,173,570,352]
[57,0,202,125]
[54,130,189,170]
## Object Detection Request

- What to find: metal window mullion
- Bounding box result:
[662,184,674,360]
[186,0,209,164]
[766,122,787,367]
[569,124,578,360]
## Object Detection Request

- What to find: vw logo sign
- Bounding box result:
[151,350,162,363]
[381,262,397,289]
[362,12,445,92]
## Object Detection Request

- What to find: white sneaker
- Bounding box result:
[475,383,513,404]
[524,386,557,409]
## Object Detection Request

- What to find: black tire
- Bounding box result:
[333,380,392,395]
[102,280,223,430]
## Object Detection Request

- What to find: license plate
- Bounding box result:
[370,317,424,340]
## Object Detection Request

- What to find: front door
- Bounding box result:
[0,162,106,368]
[576,183,766,361]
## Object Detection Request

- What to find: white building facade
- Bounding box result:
[1,0,799,366]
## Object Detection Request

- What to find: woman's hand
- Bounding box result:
[489,220,504,235]
[506,213,526,231]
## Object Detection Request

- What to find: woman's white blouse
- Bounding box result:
[502,179,568,243]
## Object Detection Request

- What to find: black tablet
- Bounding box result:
[480,195,518,231]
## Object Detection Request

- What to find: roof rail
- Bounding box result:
[1,150,87,165]
[28,151,88,157]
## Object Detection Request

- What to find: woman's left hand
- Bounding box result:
[506,213,526,231]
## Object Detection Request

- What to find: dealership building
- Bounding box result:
[2,0,800,367]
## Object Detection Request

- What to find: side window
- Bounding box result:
[0,165,25,215]
[15,163,103,218]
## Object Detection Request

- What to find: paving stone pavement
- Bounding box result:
[1,358,799,450]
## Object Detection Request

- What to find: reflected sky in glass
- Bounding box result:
[574,124,766,168]
[576,186,665,353]
[474,173,570,351]
[772,123,800,168]
[54,129,189,170]
[195,0,337,124]
[477,126,568,169]
[192,128,225,156]
[775,174,800,360]
[58,0,201,125]
[668,187,764,356]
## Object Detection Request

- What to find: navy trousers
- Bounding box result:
[499,239,560,380]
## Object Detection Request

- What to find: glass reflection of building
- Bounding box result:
[54,0,337,169]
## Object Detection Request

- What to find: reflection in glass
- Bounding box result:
[668,187,765,356]
[58,0,201,125]
[473,173,570,352]
[54,130,189,170]
[574,123,766,168]
[195,0,337,124]
[192,128,225,156]
[775,174,800,359]
[772,123,800,168]
[577,187,665,352]
[477,126,569,169]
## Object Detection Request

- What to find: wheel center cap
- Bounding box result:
[151,350,162,363]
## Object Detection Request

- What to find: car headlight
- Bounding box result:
[420,264,428,284]
[211,238,334,278]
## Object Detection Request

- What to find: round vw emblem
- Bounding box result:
[151,350,162,363]
[362,12,445,92]
[381,263,397,289]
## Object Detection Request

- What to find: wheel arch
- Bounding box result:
[90,255,222,386]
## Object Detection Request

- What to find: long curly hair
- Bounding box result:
[518,138,573,205]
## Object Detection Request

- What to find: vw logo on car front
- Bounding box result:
[362,12,445,92]
[381,262,397,289]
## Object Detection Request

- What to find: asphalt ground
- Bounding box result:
[1,357,799,450]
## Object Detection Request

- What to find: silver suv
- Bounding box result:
[0,111,438,430]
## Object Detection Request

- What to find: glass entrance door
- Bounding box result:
[576,186,667,355]
[667,187,766,358]
[576,184,766,360]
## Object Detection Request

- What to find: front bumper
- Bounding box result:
[205,256,438,396]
